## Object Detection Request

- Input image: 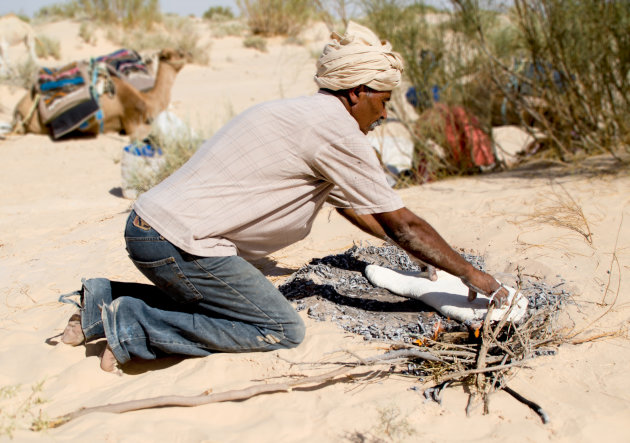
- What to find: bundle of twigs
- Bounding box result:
[406,295,560,424]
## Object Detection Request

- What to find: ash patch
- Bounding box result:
[279,244,569,343]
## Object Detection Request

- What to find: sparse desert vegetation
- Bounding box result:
[0,1,629,441]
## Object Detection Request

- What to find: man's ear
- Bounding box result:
[347,86,362,105]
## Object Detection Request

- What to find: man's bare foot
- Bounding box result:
[99,345,118,372]
[61,311,85,346]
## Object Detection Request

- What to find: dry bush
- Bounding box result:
[109,16,210,65]
[363,0,629,184]
[35,35,61,60]
[243,36,268,52]
[237,0,315,37]
[35,0,162,28]
[203,6,235,21]
[453,0,630,161]
[109,28,170,52]
[125,121,205,196]
[77,0,162,28]
[0,58,39,88]
[78,22,97,45]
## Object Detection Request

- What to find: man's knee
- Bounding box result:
[282,314,305,348]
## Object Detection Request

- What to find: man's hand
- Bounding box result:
[461,270,509,308]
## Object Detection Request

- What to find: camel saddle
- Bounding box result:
[36,61,100,139]
[95,48,155,92]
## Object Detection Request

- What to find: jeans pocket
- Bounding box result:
[130,256,203,304]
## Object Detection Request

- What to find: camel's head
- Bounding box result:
[158,48,190,72]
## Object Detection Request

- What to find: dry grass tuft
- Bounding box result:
[78,22,97,45]
[35,35,61,60]
[0,381,48,438]
[124,119,206,196]
[0,58,39,88]
[518,182,593,245]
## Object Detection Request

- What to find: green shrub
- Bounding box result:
[237,0,315,37]
[35,1,81,20]
[362,0,451,111]
[76,0,162,29]
[203,6,235,21]
[361,0,629,180]
[455,0,630,160]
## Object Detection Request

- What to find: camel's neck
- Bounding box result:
[142,62,178,113]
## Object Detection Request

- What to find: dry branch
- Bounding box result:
[503,385,549,424]
[44,349,447,429]
[46,366,351,429]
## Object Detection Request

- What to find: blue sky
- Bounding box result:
[1,0,454,18]
[1,0,239,17]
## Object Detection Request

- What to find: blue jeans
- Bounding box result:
[80,210,305,364]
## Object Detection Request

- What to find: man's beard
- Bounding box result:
[368,119,383,132]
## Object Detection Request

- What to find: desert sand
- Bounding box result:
[0,18,629,442]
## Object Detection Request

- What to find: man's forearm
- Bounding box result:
[372,208,475,279]
[371,207,506,305]
[335,208,388,240]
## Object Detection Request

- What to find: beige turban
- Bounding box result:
[314,21,404,92]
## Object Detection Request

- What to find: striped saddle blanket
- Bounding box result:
[96,48,155,92]
[37,61,98,139]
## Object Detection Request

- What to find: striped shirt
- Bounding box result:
[134,91,403,260]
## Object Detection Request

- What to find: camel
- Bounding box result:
[0,14,38,76]
[12,48,188,140]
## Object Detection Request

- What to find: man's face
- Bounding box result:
[350,87,392,134]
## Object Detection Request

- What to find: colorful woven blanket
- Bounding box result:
[37,61,93,126]
[96,48,155,91]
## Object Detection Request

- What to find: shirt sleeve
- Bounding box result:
[314,136,404,215]
[325,186,351,208]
